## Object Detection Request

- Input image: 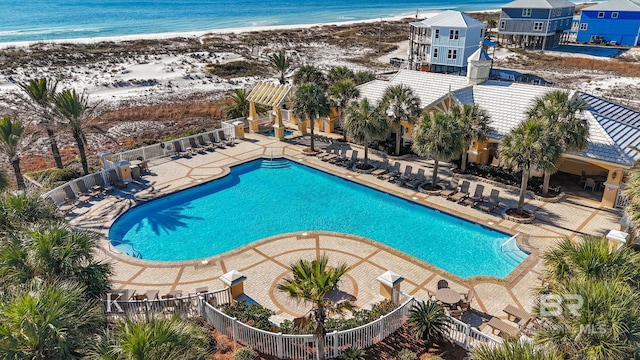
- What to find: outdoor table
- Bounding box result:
[435,288,461,305]
[592,175,607,187]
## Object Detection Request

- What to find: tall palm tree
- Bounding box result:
[381,84,422,156]
[0,115,30,189]
[498,119,559,215]
[412,111,463,186]
[292,83,330,152]
[88,317,211,360]
[277,254,353,360]
[0,280,103,360]
[0,221,112,299]
[471,338,564,360]
[328,79,359,141]
[268,50,292,85]
[16,78,64,169]
[407,301,448,347]
[527,90,588,194]
[225,88,251,119]
[343,98,389,169]
[327,66,354,86]
[53,89,98,175]
[293,65,327,89]
[451,104,492,173]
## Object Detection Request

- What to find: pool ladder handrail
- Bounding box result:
[500,233,519,251]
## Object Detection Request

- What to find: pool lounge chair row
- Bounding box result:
[172,130,234,158]
[444,180,501,212]
[48,168,130,214]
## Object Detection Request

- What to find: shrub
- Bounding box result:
[398,348,417,360]
[220,300,275,331]
[338,347,366,360]
[234,347,258,360]
[408,301,448,347]
[206,61,268,79]
[27,167,81,188]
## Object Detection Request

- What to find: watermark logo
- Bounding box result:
[539,294,583,317]
[104,292,125,313]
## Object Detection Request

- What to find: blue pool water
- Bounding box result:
[109,159,528,278]
[264,129,294,137]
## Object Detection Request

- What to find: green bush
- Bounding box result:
[338,347,366,360]
[220,300,275,331]
[0,170,8,192]
[27,167,81,188]
[206,61,268,79]
[398,348,417,360]
[234,347,258,360]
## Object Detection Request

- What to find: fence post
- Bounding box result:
[379,315,385,341]
[277,332,283,359]
[232,317,238,341]
[332,330,338,358]
[463,322,470,350]
[198,296,204,319]
[144,300,149,323]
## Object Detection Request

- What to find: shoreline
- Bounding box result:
[0,9,500,49]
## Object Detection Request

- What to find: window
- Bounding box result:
[435,29,440,39]
[447,49,458,59]
[522,8,532,17]
[580,23,588,30]
[612,12,619,18]
[534,22,544,31]
[500,21,506,29]
[598,12,605,18]
[433,48,438,58]
[449,29,459,40]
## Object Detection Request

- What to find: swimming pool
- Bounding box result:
[263,129,294,137]
[109,159,528,278]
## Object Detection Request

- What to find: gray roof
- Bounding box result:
[583,0,640,11]
[502,0,574,8]
[411,10,485,28]
[575,92,640,165]
[357,70,640,166]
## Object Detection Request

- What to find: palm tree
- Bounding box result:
[0,191,59,234]
[343,98,389,169]
[268,50,292,85]
[381,84,422,156]
[0,280,103,360]
[451,104,492,173]
[88,317,211,360]
[293,65,326,89]
[407,301,449,347]
[226,88,251,119]
[277,254,353,360]
[353,71,376,86]
[15,78,64,169]
[0,115,30,189]
[471,338,563,360]
[0,221,112,299]
[0,170,8,192]
[327,66,354,86]
[624,162,640,227]
[292,83,330,152]
[328,79,359,141]
[412,111,463,186]
[498,119,560,215]
[53,88,98,175]
[527,90,588,194]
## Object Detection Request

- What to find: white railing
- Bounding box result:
[616,191,630,209]
[110,143,164,163]
[42,168,110,205]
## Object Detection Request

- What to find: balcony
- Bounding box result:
[413,35,432,44]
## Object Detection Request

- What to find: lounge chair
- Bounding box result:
[440,179,458,198]
[92,172,114,193]
[462,184,485,206]
[370,159,389,177]
[394,165,413,184]
[48,196,75,214]
[447,180,470,202]
[487,317,520,338]
[321,147,340,162]
[63,184,90,205]
[75,179,101,199]
[406,169,426,189]
[317,145,336,160]
[218,130,234,146]
[380,162,401,180]
[339,150,359,168]
[459,289,475,311]
[173,140,191,157]
[207,132,224,148]
[329,148,347,164]
[197,135,215,151]
[578,170,587,186]
[479,189,500,213]
[106,168,128,189]
[188,137,206,154]
[503,304,533,329]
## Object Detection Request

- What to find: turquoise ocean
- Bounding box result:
[0,0,513,43]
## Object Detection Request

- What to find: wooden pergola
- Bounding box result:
[246,82,292,137]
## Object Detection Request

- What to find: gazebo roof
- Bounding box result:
[247,82,292,107]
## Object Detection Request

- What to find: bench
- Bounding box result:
[503,304,532,328]
[486,317,520,337]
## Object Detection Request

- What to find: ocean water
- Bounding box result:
[109,159,527,279]
[0,0,510,43]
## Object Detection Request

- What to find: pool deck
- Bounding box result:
[69,133,623,336]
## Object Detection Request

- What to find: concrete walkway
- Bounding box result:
[69,133,623,336]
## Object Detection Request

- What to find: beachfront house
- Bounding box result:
[407,10,486,74]
[497,0,575,49]
[575,0,640,46]
[356,53,640,209]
